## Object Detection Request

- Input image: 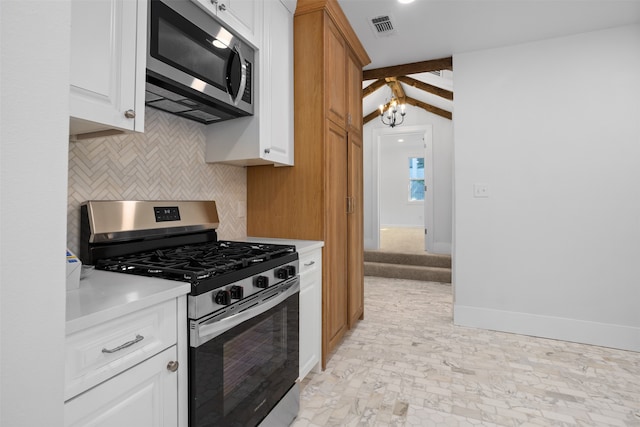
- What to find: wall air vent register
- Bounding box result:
[370,15,397,36]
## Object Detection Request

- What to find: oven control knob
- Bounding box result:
[254,275,269,288]
[230,285,244,299]
[275,268,289,279]
[214,290,231,305]
[286,265,296,277]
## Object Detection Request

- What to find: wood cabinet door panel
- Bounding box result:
[346,51,363,133]
[325,18,346,127]
[324,121,348,355]
[348,132,364,327]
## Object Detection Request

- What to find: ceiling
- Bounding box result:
[337,0,640,70]
[337,0,640,123]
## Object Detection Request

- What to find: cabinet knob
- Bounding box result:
[124,109,136,119]
[210,0,218,5]
[218,3,226,11]
[264,148,271,154]
[167,361,179,372]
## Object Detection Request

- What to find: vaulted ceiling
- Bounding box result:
[362,57,453,125]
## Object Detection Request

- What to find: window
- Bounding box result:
[409,157,424,202]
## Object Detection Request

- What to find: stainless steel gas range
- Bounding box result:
[79,200,300,427]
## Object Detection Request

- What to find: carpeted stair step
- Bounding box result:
[364,262,451,283]
[364,251,451,269]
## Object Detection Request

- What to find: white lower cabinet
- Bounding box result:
[64,346,178,427]
[298,246,322,380]
[65,296,187,427]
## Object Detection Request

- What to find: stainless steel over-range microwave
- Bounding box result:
[146,0,254,124]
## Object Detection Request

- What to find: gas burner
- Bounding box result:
[94,240,297,295]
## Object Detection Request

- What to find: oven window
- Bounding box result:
[223,310,286,415]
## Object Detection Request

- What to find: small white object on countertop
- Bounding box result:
[66,270,190,335]
[66,249,82,291]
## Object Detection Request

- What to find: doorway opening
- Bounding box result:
[367,125,434,253]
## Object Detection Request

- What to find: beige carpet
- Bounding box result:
[369,227,451,283]
[379,227,425,254]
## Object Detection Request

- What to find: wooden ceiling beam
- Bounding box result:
[385,77,406,103]
[363,57,453,81]
[362,79,386,98]
[397,76,453,100]
[405,96,452,120]
[363,109,380,125]
[364,95,452,125]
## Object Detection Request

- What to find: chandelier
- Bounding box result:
[379,98,406,128]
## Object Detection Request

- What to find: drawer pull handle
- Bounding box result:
[167,361,179,372]
[304,261,315,267]
[101,334,144,354]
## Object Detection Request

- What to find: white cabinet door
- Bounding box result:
[191,0,258,45]
[65,346,178,427]
[69,0,146,135]
[298,248,322,379]
[261,0,294,165]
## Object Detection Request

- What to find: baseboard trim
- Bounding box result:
[432,242,451,255]
[453,304,640,353]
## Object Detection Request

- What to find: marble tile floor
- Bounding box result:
[292,277,640,427]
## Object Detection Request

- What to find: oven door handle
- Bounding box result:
[197,280,299,343]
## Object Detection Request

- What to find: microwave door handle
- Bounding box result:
[231,45,247,106]
[197,280,299,343]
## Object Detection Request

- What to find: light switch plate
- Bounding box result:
[473,183,490,198]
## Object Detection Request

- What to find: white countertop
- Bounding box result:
[66,270,190,335]
[245,237,324,254]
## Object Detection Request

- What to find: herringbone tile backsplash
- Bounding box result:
[67,108,246,254]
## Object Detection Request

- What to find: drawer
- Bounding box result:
[65,299,177,401]
[298,249,321,277]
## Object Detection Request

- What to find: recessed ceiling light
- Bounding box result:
[398,0,415,4]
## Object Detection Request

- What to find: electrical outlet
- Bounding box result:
[237,201,246,218]
[473,183,490,198]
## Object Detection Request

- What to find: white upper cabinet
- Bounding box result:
[260,0,294,165]
[69,0,147,137]
[205,0,295,166]
[191,0,259,46]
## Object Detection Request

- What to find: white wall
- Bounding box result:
[363,107,453,253]
[1,1,70,426]
[453,24,640,352]
[379,133,424,227]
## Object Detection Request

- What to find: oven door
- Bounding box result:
[189,278,299,427]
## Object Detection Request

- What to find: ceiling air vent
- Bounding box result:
[369,15,397,37]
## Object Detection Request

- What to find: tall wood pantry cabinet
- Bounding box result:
[247,0,370,368]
